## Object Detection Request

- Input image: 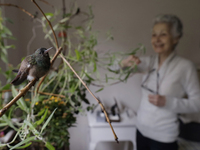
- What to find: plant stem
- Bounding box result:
[39,0,54,8]
[60,54,119,142]
[38,91,65,98]
[62,0,66,17]
[0,3,34,18]
[31,0,59,49]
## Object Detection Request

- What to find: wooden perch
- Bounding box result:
[0,79,37,117]
[59,54,119,142]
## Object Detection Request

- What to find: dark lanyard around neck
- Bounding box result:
[141,53,176,95]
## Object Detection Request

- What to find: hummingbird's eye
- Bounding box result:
[39,51,44,54]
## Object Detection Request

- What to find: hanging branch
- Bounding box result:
[31,0,59,48]
[0,3,34,18]
[59,54,119,142]
[62,0,66,17]
[39,0,54,8]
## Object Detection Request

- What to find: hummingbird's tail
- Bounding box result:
[11,71,27,86]
[12,69,19,73]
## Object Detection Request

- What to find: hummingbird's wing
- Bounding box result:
[11,56,34,85]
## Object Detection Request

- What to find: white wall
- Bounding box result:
[2,0,200,150]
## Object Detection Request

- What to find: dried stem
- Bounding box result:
[62,0,66,17]
[39,0,54,8]
[59,54,119,142]
[38,91,65,98]
[90,74,134,87]
[31,0,59,49]
[0,79,37,117]
[2,89,65,99]
[0,3,34,18]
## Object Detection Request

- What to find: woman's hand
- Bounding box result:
[148,94,166,107]
[120,55,141,68]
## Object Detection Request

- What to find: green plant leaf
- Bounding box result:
[44,24,59,39]
[45,13,54,17]
[9,136,35,150]
[11,85,29,113]
[84,72,95,81]
[45,142,55,150]
[41,108,57,133]
[59,17,69,23]
[1,52,8,63]
[0,143,7,148]
[36,108,46,117]
[95,88,104,93]
[0,123,8,127]
[2,115,18,131]
[75,49,81,60]
[35,109,48,126]
[1,83,10,91]
[14,142,32,149]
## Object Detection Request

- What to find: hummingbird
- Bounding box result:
[11,47,53,86]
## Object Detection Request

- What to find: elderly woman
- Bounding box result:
[121,14,200,150]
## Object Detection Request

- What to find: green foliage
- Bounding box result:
[0,2,145,150]
[0,8,15,64]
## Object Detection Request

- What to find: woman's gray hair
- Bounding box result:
[153,14,183,38]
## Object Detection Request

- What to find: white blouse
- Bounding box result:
[136,51,200,142]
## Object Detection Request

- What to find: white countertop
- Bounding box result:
[87,110,136,128]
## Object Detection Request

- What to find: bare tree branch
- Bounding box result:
[0,3,34,18]
[39,0,54,8]
[0,79,37,117]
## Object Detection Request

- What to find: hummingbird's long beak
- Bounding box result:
[44,47,53,54]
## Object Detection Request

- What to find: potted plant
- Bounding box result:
[0,1,144,149]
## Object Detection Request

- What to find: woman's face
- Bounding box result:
[151,23,179,56]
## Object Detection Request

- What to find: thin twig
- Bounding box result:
[2,89,65,99]
[90,73,134,87]
[59,54,119,142]
[31,0,59,49]
[27,23,43,55]
[0,3,34,18]
[38,91,65,98]
[39,0,54,8]
[62,0,66,17]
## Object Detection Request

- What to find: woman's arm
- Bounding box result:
[164,62,200,113]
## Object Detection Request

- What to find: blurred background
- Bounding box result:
[1,0,200,150]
